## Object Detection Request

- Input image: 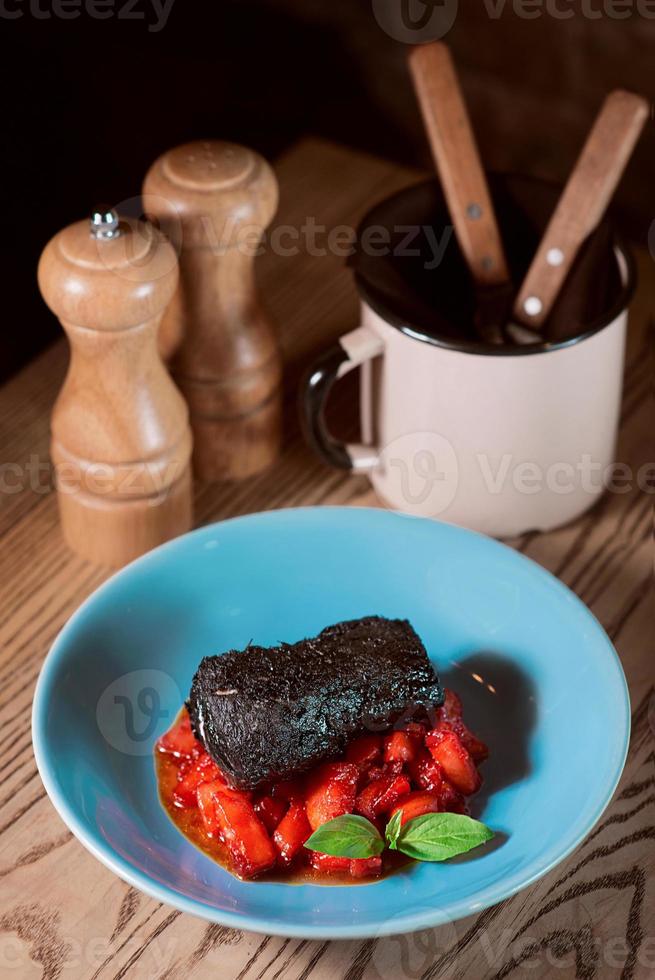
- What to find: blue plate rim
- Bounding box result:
[31,506,631,939]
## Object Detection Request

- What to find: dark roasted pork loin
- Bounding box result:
[187,615,443,791]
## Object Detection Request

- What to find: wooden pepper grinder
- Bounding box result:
[143,140,282,481]
[37,209,193,567]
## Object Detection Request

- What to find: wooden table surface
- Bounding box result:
[1,139,653,980]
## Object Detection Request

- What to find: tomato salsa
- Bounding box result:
[155,689,488,883]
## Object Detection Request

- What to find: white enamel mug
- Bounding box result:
[300,176,635,538]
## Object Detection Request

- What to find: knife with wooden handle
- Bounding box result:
[513,90,649,330]
[408,42,510,292]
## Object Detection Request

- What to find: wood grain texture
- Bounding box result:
[1,140,653,979]
[37,217,193,568]
[408,42,509,288]
[144,141,283,482]
[513,90,649,328]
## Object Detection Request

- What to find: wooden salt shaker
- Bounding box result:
[143,141,282,481]
[37,209,193,568]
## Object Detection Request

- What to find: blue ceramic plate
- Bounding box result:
[32,508,629,939]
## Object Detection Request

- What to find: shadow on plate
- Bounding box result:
[441,652,537,817]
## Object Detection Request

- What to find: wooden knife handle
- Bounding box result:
[513,89,649,329]
[409,42,510,287]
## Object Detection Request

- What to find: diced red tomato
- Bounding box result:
[437,690,489,762]
[304,762,359,831]
[364,764,386,784]
[254,795,288,833]
[309,850,381,878]
[426,723,482,795]
[174,752,225,807]
[273,801,312,865]
[383,730,420,764]
[361,758,407,784]
[438,779,468,815]
[197,781,276,879]
[439,688,463,722]
[156,713,200,758]
[308,851,351,873]
[349,856,382,878]
[157,686,487,883]
[391,789,443,825]
[453,723,489,764]
[408,751,445,792]
[196,782,223,835]
[345,734,383,768]
[355,773,411,821]
[403,720,428,737]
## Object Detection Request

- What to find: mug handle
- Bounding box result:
[299,325,384,472]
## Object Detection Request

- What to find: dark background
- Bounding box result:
[2,0,653,382]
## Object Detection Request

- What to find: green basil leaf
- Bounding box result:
[396,812,493,862]
[385,810,403,850]
[304,814,384,859]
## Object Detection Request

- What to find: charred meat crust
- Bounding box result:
[187,616,444,791]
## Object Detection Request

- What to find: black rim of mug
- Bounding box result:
[352,175,637,358]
